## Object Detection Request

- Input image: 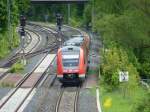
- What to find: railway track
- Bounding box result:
[0,23,60,81]
[0,22,85,112]
[0,29,42,82]
[1,28,41,67]
[0,54,56,112]
[0,23,64,112]
[55,87,80,112]
[27,22,69,42]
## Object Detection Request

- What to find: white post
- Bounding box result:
[21,35,26,65]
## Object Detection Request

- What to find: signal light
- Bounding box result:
[20,15,26,27]
[56,13,63,31]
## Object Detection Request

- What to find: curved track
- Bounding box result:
[1,28,41,67]
[0,24,61,112]
[0,23,61,81]
[0,22,85,112]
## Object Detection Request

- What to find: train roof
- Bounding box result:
[61,45,80,53]
[71,35,84,37]
[63,36,84,46]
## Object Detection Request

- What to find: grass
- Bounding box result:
[100,85,148,112]
[0,33,10,59]
[10,61,24,73]
[0,30,19,59]
[0,82,14,88]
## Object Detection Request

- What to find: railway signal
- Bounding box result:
[20,15,26,27]
[19,15,26,65]
[56,13,63,31]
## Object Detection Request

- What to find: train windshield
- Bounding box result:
[62,55,79,67]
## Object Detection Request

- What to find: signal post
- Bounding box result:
[19,15,26,65]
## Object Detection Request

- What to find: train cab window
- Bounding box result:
[62,54,79,67]
[63,58,79,67]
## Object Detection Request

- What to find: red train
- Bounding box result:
[57,33,90,83]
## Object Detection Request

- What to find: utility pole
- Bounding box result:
[67,4,71,25]
[92,0,95,32]
[7,0,12,49]
[56,13,63,46]
[19,15,26,65]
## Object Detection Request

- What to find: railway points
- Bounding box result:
[0,22,101,112]
[1,23,62,110]
[21,23,100,112]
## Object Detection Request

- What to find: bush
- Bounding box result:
[10,61,24,73]
[0,29,19,59]
[0,82,14,87]
[101,46,139,91]
[141,61,150,78]
[132,92,150,112]
[69,18,82,28]
[0,32,10,59]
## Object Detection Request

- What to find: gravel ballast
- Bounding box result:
[78,89,98,112]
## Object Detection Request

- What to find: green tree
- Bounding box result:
[0,0,30,58]
[101,47,139,90]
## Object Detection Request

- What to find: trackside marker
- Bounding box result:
[96,88,102,112]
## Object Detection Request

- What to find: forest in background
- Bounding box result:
[27,3,85,27]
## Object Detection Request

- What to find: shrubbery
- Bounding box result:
[10,61,24,73]
[0,33,10,59]
[0,0,29,59]
[84,0,150,111]
[132,92,150,112]
[101,46,139,91]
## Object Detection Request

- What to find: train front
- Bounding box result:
[57,46,86,84]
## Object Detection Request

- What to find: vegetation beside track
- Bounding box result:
[0,29,19,59]
[83,0,150,111]
[0,81,14,88]
[100,85,149,112]
[10,61,24,73]
[0,0,30,59]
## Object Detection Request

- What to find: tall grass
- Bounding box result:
[0,29,19,59]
